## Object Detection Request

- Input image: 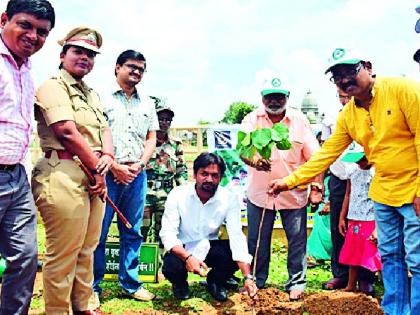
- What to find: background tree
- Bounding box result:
[221,101,257,124]
[197,119,211,125]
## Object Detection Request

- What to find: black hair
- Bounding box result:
[414,49,420,63]
[115,49,146,76]
[58,45,71,69]
[193,152,226,176]
[6,0,55,28]
[356,155,368,163]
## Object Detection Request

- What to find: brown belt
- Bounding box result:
[45,150,102,160]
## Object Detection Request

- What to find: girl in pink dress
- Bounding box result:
[338,154,382,295]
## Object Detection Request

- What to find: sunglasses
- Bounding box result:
[329,63,363,83]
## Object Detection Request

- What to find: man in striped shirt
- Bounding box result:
[0,0,55,314]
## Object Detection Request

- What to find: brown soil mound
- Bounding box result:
[121,287,383,315]
[242,287,383,315]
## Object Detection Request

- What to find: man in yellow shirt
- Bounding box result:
[269,48,420,315]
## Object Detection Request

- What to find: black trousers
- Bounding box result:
[162,240,238,286]
[329,174,349,280]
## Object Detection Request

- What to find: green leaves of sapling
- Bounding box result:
[236,123,292,160]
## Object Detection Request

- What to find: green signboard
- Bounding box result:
[104,242,159,283]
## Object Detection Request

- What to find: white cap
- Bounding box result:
[341,142,365,163]
[260,76,290,96]
[325,48,364,74]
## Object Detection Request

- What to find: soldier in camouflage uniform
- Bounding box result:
[143,102,188,258]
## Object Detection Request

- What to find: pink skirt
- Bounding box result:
[339,220,382,272]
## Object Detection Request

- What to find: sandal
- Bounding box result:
[321,277,347,290]
[289,289,304,301]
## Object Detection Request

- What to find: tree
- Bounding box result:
[221,101,257,124]
[197,119,211,125]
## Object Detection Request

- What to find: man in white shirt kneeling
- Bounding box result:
[160,152,258,301]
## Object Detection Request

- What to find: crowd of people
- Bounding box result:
[0,0,419,315]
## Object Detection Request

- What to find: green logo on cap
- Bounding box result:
[332,48,346,60]
[271,78,281,87]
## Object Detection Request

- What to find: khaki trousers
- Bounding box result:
[32,153,105,315]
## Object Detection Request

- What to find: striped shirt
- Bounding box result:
[0,37,34,165]
[103,86,159,163]
[241,107,319,210]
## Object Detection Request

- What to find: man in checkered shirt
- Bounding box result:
[93,50,158,302]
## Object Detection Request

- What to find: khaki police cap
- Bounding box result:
[156,103,175,118]
[58,27,102,53]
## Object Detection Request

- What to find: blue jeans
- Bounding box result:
[0,165,37,315]
[93,171,147,294]
[374,202,420,315]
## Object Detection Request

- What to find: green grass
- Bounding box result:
[31,225,335,314]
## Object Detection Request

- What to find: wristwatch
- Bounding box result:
[139,162,146,169]
[244,274,255,281]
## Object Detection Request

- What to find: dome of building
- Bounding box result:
[301,90,319,116]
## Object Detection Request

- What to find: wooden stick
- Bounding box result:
[73,157,133,229]
[251,173,272,315]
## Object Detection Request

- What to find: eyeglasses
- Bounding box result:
[264,93,288,102]
[124,63,146,73]
[329,63,362,83]
[158,118,172,123]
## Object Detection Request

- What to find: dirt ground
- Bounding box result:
[113,287,383,315]
[29,273,383,315]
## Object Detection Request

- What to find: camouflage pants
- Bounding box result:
[142,194,165,249]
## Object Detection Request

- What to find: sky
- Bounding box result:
[27,0,420,126]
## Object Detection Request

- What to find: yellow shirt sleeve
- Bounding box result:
[36,79,74,126]
[284,110,353,189]
[397,79,420,197]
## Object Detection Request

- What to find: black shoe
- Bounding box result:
[206,282,227,302]
[224,277,239,291]
[172,282,190,300]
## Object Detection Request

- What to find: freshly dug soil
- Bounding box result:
[121,287,383,315]
[28,271,383,315]
[247,287,384,315]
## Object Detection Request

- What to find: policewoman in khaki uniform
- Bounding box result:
[32,27,114,315]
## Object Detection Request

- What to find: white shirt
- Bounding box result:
[321,108,356,180]
[160,183,252,264]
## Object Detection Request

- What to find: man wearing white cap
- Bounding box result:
[269,48,420,315]
[240,75,321,300]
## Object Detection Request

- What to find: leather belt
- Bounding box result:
[45,150,74,160]
[0,164,18,171]
[45,150,102,160]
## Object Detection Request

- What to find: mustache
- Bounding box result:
[339,79,358,91]
[203,182,216,187]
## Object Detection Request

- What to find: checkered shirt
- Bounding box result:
[103,87,159,163]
